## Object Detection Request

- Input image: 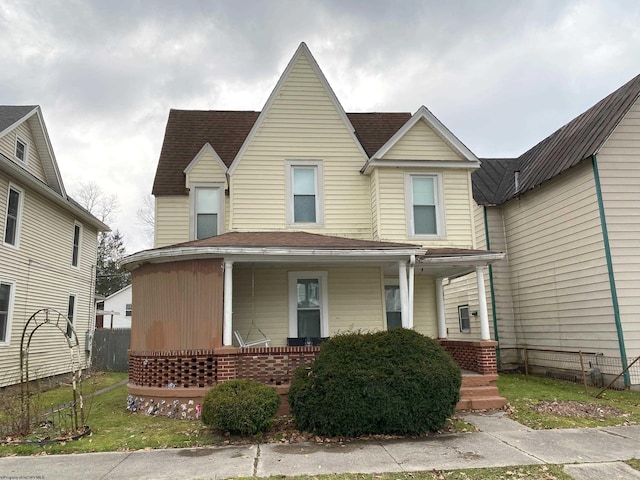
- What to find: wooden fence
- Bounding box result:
[92,328,130,372]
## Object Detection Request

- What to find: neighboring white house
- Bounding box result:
[101,285,132,329]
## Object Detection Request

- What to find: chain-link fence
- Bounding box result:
[499,347,640,390]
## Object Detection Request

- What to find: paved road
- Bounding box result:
[1,412,639,479]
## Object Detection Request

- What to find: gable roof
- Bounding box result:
[474,73,640,205]
[0,105,38,134]
[152,110,411,196]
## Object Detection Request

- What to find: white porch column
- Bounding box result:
[223,260,234,346]
[476,265,490,340]
[398,261,409,328]
[436,277,446,339]
[408,256,415,329]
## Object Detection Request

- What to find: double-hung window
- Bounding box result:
[4,185,23,247]
[384,283,402,330]
[190,184,223,240]
[406,174,444,237]
[66,294,76,338]
[125,303,132,317]
[458,304,470,333]
[71,223,81,267]
[286,161,323,225]
[288,272,328,339]
[0,281,14,344]
[15,137,27,163]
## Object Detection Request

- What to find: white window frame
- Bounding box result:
[67,293,77,339]
[125,303,132,317]
[285,160,324,226]
[405,173,445,238]
[383,278,402,331]
[458,304,471,333]
[0,279,16,346]
[189,182,225,240]
[15,135,28,163]
[3,183,24,248]
[288,271,329,338]
[71,222,82,267]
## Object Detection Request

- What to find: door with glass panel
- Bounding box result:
[385,284,402,330]
[296,278,322,338]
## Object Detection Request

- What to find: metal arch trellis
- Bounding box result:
[19,308,85,433]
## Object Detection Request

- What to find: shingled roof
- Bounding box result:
[0,105,37,133]
[152,110,411,196]
[473,73,640,205]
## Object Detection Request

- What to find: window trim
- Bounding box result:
[458,304,471,333]
[0,279,16,346]
[285,160,324,227]
[3,183,24,248]
[125,303,132,317]
[383,278,402,331]
[71,222,82,267]
[15,135,28,164]
[404,172,445,239]
[189,182,225,240]
[288,271,329,338]
[67,293,77,339]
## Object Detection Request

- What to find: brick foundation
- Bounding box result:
[438,339,498,375]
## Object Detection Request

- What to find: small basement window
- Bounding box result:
[458,305,470,333]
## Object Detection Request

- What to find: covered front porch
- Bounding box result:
[122,232,505,417]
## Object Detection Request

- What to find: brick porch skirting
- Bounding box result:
[438,339,498,375]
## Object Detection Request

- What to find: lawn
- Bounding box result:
[497,373,640,429]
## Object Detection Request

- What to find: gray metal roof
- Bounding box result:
[473,73,640,206]
[0,105,37,133]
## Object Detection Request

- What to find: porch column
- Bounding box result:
[398,261,409,328]
[408,256,415,329]
[476,265,490,341]
[436,277,446,339]
[223,260,233,346]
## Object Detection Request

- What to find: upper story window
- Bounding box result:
[0,280,15,345]
[71,223,81,267]
[4,185,23,247]
[286,161,323,226]
[405,173,445,238]
[15,136,28,163]
[190,183,224,240]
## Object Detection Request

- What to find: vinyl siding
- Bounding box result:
[375,167,474,247]
[597,97,640,361]
[185,149,227,185]
[0,174,97,387]
[154,196,189,247]
[370,169,380,239]
[502,161,619,356]
[412,275,438,338]
[0,121,47,182]
[383,120,464,161]
[230,52,372,239]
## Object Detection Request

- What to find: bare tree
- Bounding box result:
[74,181,119,224]
[136,194,155,247]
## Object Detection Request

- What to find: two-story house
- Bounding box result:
[122,43,505,417]
[1,105,108,387]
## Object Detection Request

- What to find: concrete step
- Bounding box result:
[461,374,499,387]
[468,396,507,410]
[460,385,501,398]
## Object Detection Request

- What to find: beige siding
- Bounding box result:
[502,161,618,356]
[375,167,474,247]
[155,196,189,247]
[0,122,47,182]
[413,275,438,338]
[230,52,372,239]
[185,150,227,185]
[370,169,380,240]
[598,98,640,361]
[0,174,97,387]
[382,120,464,161]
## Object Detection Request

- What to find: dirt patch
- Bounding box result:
[528,400,624,418]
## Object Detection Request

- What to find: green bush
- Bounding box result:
[201,379,280,435]
[288,328,461,436]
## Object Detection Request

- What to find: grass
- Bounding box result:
[627,459,640,471]
[498,373,640,429]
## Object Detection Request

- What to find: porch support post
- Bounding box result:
[436,277,446,339]
[408,255,415,329]
[476,265,490,341]
[398,261,409,328]
[223,260,234,346]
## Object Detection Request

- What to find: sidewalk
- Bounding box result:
[1,412,639,480]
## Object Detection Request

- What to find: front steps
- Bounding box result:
[457,373,507,410]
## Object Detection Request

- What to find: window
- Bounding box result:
[0,281,14,344]
[288,272,328,338]
[15,137,27,162]
[458,304,470,333]
[384,284,402,330]
[406,174,444,237]
[125,303,132,317]
[71,223,81,267]
[4,185,22,246]
[286,161,323,225]
[190,184,224,240]
[67,295,76,338]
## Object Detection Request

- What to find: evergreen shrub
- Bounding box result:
[201,379,279,435]
[288,328,461,436]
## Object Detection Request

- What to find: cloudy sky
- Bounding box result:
[1,0,639,252]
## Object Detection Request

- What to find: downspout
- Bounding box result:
[483,206,500,368]
[592,154,630,387]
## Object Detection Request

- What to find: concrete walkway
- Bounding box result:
[0,412,639,479]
